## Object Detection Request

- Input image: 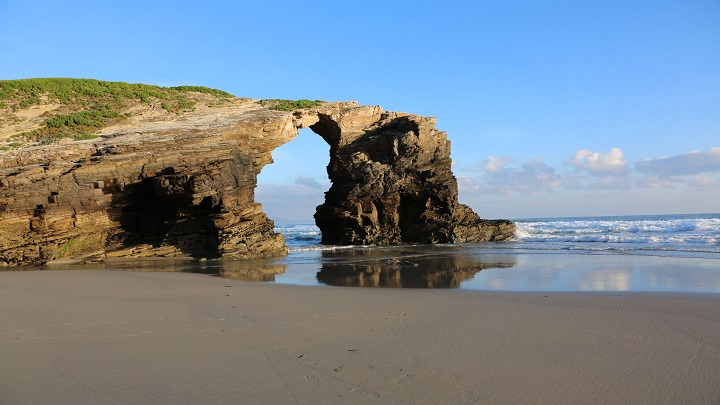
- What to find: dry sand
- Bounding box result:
[1,270,719,404]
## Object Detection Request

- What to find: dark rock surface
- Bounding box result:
[310,107,515,245]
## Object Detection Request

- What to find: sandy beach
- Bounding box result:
[2,269,719,404]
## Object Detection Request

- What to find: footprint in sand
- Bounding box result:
[351,388,381,399]
[304,375,320,387]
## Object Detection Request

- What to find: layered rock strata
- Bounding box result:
[0,99,514,266]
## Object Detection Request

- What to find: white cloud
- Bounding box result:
[568,147,628,176]
[459,146,720,218]
[481,155,513,173]
[468,157,562,195]
[635,147,720,177]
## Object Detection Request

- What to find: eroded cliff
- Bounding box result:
[0,79,514,266]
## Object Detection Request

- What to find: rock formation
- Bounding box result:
[0,84,514,266]
[304,106,514,245]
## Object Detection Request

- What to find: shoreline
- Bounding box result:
[9,250,720,293]
[2,270,719,404]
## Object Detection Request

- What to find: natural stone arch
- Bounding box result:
[0,99,513,266]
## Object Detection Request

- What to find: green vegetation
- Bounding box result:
[44,105,120,128]
[0,78,235,146]
[0,140,23,151]
[0,78,234,108]
[261,98,325,111]
[52,233,106,259]
[53,238,78,259]
[1,114,25,125]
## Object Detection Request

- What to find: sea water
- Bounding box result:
[263,213,720,292]
[511,213,720,257]
[278,213,720,257]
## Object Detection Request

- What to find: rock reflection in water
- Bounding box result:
[104,258,217,273]
[218,261,287,282]
[317,255,516,288]
[100,258,288,282]
[36,258,220,274]
[106,258,289,282]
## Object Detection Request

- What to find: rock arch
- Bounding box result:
[0,100,514,266]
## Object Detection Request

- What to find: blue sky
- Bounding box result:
[1,0,718,221]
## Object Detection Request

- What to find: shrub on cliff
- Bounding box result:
[260,98,325,111]
[0,78,235,146]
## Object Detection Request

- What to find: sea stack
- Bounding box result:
[307,106,514,245]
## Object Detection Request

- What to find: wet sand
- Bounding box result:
[2,270,719,404]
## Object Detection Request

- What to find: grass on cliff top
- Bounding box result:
[260,98,325,111]
[0,78,235,146]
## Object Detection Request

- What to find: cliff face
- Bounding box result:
[0,92,514,266]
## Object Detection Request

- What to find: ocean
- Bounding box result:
[263,213,720,292]
[278,213,720,257]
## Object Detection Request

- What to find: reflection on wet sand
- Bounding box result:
[103,258,290,282]
[466,254,720,293]
[21,247,720,292]
[106,258,218,274]
[38,258,219,274]
[38,258,290,282]
[317,255,516,288]
[218,262,287,282]
[109,258,290,282]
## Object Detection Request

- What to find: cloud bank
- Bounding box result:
[257,148,720,221]
[460,147,720,196]
[635,147,720,177]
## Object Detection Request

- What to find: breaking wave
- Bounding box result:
[275,213,720,258]
[513,213,720,256]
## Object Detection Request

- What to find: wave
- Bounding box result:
[274,224,322,248]
[274,214,720,257]
[512,213,720,255]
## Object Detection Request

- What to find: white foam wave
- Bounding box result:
[513,213,720,254]
[277,215,720,256]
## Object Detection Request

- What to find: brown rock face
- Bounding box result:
[0,100,292,266]
[0,99,514,266]
[310,106,515,245]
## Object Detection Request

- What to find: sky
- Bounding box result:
[1,0,718,222]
